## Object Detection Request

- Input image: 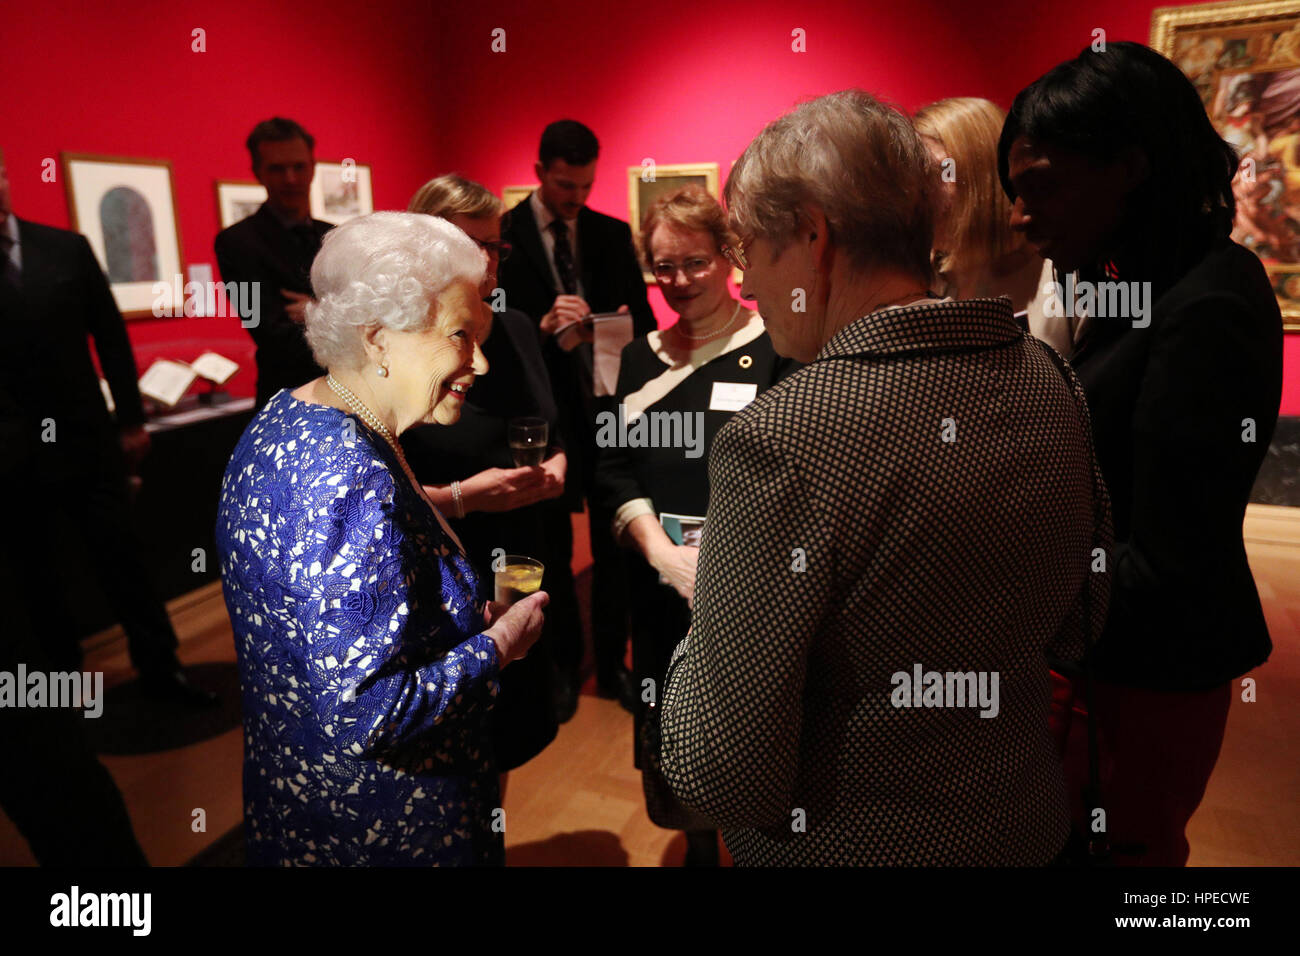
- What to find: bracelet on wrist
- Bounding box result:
[451,480,465,519]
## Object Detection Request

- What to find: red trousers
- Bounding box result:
[1049,671,1233,867]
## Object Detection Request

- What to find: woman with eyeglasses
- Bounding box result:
[401,175,573,796]
[595,184,798,865]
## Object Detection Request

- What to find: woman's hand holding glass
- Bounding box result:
[482,591,549,667]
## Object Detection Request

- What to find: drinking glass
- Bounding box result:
[494,555,545,606]
[508,417,548,467]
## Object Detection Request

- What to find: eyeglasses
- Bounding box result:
[473,237,513,260]
[720,240,748,271]
[651,257,714,281]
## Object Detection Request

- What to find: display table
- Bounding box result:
[65,394,257,640]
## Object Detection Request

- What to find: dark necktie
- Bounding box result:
[548,219,578,295]
[292,223,321,260]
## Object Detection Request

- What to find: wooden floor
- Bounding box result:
[2,506,1297,866]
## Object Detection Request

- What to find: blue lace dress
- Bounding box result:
[215,389,503,866]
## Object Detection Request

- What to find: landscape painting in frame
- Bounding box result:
[502,185,535,210]
[216,180,267,228]
[310,160,373,225]
[1154,0,1300,329]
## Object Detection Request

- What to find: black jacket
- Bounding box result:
[498,195,654,505]
[1072,238,1283,692]
[0,218,144,479]
[214,203,331,408]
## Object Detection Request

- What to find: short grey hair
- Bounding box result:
[304,211,486,370]
[725,89,935,283]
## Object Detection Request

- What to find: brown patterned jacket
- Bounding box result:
[660,297,1112,866]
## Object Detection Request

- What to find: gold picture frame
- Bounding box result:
[501,185,534,210]
[1153,0,1300,329]
[627,162,720,283]
[215,179,267,229]
[62,152,185,320]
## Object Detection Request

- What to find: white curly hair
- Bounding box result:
[304,211,486,370]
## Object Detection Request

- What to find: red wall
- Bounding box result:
[3,0,442,397]
[6,0,1298,413]
[435,0,1300,415]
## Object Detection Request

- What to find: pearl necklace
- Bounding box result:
[327,374,424,490]
[325,374,469,555]
[328,374,397,449]
[673,301,744,344]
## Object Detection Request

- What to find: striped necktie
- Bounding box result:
[548,219,578,295]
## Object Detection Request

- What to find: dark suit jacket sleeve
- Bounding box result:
[78,235,145,427]
[611,221,656,338]
[214,229,304,356]
[1111,293,1265,649]
[659,411,837,829]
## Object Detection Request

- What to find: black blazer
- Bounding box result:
[498,195,655,504]
[1072,238,1283,692]
[214,203,331,408]
[0,218,145,478]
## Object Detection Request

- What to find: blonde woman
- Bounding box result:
[402,175,577,785]
[914,97,1071,354]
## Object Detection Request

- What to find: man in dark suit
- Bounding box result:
[215,117,332,409]
[499,120,655,717]
[0,152,214,706]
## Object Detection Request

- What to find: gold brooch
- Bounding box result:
[739,355,753,369]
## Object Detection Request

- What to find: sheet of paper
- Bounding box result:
[592,314,634,397]
[139,359,198,407]
[188,263,214,316]
[189,351,240,385]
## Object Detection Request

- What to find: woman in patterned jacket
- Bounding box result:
[216,212,547,866]
[659,90,1112,866]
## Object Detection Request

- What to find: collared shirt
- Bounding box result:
[529,189,584,297]
[2,214,21,274]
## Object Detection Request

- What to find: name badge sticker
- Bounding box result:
[709,381,758,412]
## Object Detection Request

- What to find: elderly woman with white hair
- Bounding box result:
[657,90,1113,866]
[216,212,547,866]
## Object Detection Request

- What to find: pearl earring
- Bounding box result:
[377,365,389,378]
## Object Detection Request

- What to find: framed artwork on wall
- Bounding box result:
[215,180,267,228]
[310,159,373,225]
[626,162,720,283]
[62,153,184,319]
[1154,0,1300,330]
[502,185,535,210]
